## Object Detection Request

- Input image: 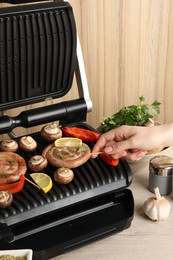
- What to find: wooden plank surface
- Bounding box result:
[0,0,173,138]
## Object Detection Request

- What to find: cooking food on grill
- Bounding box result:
[0,174,25,194]
[62,127,100,142]
[0,190,13,208]
[42,143,54,158]
[28,155,48,172]
[30,172,53,193]
[43,137,91,168]
[54,167,74,184]
[0,152,27,184]
[0,139,18,152]
[40,122,62,142]
[19,136,37,152]
[99,153,119,166]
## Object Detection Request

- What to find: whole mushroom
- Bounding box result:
[0,190,13,208]
[54,167,74,184]
[19,136,37,152]
[0,139,18,152]
[28,155,48,172]
[40,123,62,142]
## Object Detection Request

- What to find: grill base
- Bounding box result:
[0,189,133,260]
[0,123,134,259]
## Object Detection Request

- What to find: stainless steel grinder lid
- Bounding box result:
[150,155,173,176]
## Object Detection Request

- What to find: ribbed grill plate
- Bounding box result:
[0,2,76,110]
[0,130,132,227]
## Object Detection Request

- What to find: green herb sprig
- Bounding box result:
[101,96,161,133]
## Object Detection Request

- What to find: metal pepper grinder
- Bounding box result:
[148,155,173,195]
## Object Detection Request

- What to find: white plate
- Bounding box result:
[0,249,33,259]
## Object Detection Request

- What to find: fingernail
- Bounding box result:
[136,151,146,158]
[104,146,113,153]
[119,151,127,157]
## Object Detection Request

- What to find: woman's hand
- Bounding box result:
[91,124,170,161]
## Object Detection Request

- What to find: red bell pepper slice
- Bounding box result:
[0,174,25,194]
[99,153,119,167]
[62,127,100,142]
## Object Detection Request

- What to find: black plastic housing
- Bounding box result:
[0,1,77,111]
[0,123,134,259]
[2,189,134,260]
[0,1,134,259]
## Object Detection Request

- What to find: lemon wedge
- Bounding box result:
[30,172,53,193]
[54,137,82,148]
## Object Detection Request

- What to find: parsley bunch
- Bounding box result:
[101,96,161,133]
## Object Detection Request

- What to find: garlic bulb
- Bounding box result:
[143,187,171,221]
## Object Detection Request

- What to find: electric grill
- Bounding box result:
[0,1,134,259]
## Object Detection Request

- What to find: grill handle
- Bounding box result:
[0,98,87,134]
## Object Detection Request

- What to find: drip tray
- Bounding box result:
[6,189,134,260]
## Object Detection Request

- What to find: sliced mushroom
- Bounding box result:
[40,123,62,142]
[54,167,74,184]
[19,136,37,152]
[28,155,48,172]
[0,139,18,152]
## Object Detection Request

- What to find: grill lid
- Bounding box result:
[0,1,77,111]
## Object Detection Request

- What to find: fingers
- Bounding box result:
[91,135,113,158]
[123,150,147,161]
[91,125,148,161]
[107,149,146,161]
[91,126,133,156]
[91,128,127,157]
[102,138,133,157]
[102,147,146,161]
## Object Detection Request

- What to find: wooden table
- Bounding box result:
[51,147,173,260]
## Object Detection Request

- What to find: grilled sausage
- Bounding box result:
[45,143,91,168]
[0,152,27,183]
